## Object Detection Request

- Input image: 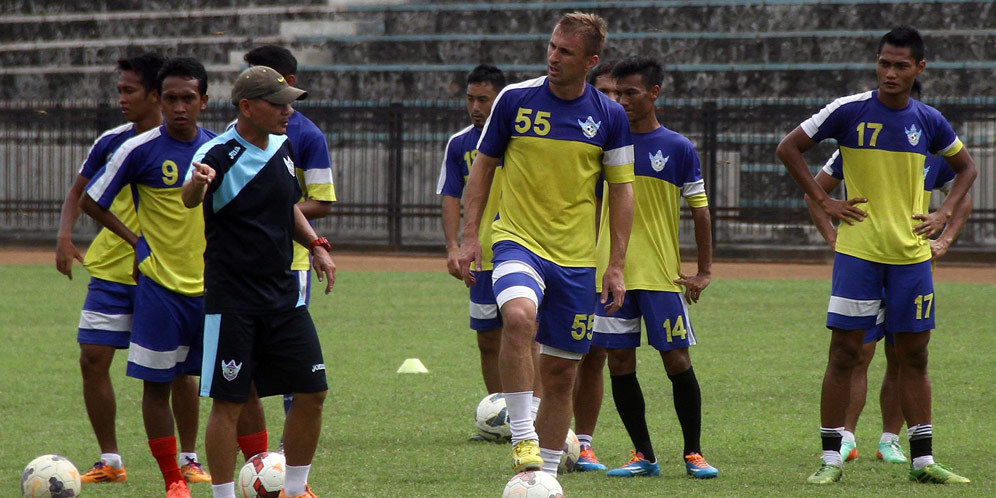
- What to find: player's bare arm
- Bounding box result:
[930,194,971,259]
[777,126,867,224]
[457,152,499,286]
[441,194,463,280]
[79,195,138,249]
[913,147,977,237]
[181,161,215,208]
[675,205,713,304]
[601,181,633,314]
[803,171,845,250]
[296,199,333,219]
[55,175,90,279]
[292,204,336,293]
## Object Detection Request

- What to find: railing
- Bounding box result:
[2,99,994,258]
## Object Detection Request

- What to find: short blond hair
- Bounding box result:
[555,12,607,56]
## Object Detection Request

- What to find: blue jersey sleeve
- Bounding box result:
[85,145,139,209]
[801,96,860,143]
[79,135,116,179]
[436,134,467,197]
[296,126,331,173]
[925,109,960,157]
[821,150,844,179]
[477,90,515,158]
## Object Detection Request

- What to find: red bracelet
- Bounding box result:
[309,237,332,252]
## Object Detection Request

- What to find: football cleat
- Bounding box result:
[80,461,128,483]
[807,461,842,484]
[684,452,719,478]
[179,458,211,484]
[876,439,908,463]
[909,463,970,484]
[606,450,660,477]
[574,446,608,472]
[840,440,858,462]
[165,480,192,498]
[279,484,319,497]
[511,439,543,472]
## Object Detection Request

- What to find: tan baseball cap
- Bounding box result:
[231,65,307,105]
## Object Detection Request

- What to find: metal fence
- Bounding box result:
[2,99,994,257]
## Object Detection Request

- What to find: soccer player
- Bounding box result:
[776,26,976,484]
[571,58,617,471]
[181,65,335,498]
[588,56,718,479]
[807,141,971,465]
[81,57,217,498]
[458,12,635,479]
[236,43,337,455]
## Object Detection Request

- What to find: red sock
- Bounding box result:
[238,429,269,461]
[148,436,183,487]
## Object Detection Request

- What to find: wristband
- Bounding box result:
[309,236,332,252]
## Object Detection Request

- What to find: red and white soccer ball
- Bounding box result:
[502,471,564,498]
[559,429,580,473]
[20,454,81,498]
[474,392,511,442]
[238,451,286,498]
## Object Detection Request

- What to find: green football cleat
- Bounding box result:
[909,463,970,484]
[840,440,858,462]
[807,462,842,484]
[511,439,543,473]
[875,439,908,463]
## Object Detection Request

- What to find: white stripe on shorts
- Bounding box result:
[828,296,881,317]
[492,260,545,292]
[539,343,583,360]
[127,342,189,370]
[469,302,498,320]
[78,310,132,332]
[876,306,886,325]
[496,286,538,309]
[592,315,641,335]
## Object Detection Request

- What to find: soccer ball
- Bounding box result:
[20,454,81,498]
[559,429,580,473]
[474,393,511,442]
[238,451,286,498]
[502,471,564,498]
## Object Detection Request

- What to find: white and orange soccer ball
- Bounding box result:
[20,454,81,498]
[559,429,580,473]
[474,392,511,442]
[238,451,286,498]
[502,470,564,498]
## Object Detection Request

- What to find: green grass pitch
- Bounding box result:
[1,265,994,497]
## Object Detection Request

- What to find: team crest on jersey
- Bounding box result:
[283,155,296,176]
[221,359,242,381]
[577,116,601,139]
[649,150,670,172]
[905,124,922,147]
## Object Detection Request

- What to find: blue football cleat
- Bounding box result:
[684,452,719,479]
[606,450,660,477]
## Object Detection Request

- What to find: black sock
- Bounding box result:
[611,372,655,462]
[821,427,843,453]
[668,366,702,456]
[909,424,933,460]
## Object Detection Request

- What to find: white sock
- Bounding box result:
[211,482,235,498]
[100,453,122,469]
[539,448,561,477]
[822,450,843,467]
[881,432,899,443]
[505,391,538,443]
[912,455,935,470]
[531,396,541,421]
[577,434,592,448]
[284,464,311,496]
[178,452,199,466]
[841,430,855,443]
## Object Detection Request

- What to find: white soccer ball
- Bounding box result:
[474,393,511,442]
[20,454,81,498]
[559,429,580,473]
[238,451,286,498]
[502,470,564,498]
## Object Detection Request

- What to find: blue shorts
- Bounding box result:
[491,241,596,354]
[126,274,204,382]
[863,305,895,345]
[592,290,697,351]
[77,277,135,348]
[295,269,311,307]
[469,270,502,331]
[827,253,934,333]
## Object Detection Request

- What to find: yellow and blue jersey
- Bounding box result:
[86,125,216,296]
[78,123,140,285]
[227,112,336,271]
[596,126,708,292]
[801,90,962,264]
[824,149,955,213]
[435,124,503,271]
[477,76,634,268]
